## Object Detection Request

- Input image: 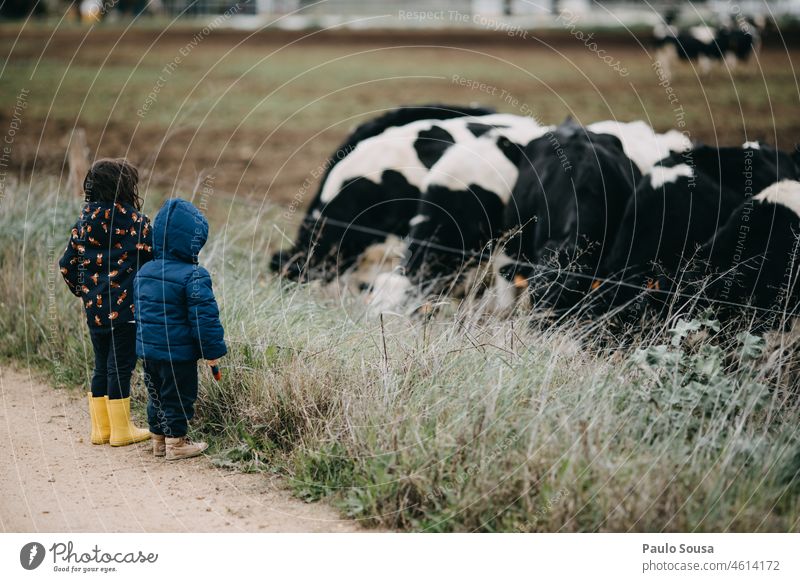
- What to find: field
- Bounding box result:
[3,24,800,206]
[2,23,800,532]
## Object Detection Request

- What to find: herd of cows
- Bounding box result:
[270,104,800,329]
[653,15,763,80]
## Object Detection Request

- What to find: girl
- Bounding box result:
[59,158,153,446]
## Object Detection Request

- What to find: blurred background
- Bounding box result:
[2,0,799,207]
[3,1,800,25]
[0,0,800,28]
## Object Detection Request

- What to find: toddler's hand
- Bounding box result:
[207,360,222,381]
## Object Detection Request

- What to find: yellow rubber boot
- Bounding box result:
[87,393,110,445]
[106,397,151,446]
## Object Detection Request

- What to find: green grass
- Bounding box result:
[3,177,800,532]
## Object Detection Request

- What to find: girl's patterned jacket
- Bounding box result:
[59,201,154,328]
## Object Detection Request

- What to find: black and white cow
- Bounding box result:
[369,118,691,313]
[367,116,551,312]
[270,104,495,281]
[685,180,800,328]
[493,119,691,312]
[654,17,762,80]
[598,143,800,314]
[585,120,690,175]
[495,120,647,312]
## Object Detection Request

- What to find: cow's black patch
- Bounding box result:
[503,122,641,310]
[496,136,525,166]
[273,171,420,281]
[404,183,506,290]
[463,122,490,137]
[687,197,800,328]
[466,122,511,138]
[414,126,456,169]
[601,144,800,314]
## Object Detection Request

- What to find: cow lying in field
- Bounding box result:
[367,116,551,312]
[269,103,497,281]
[595,143,800,326]
[273,104,800,328]
[494,119,691,313]
[685,180,800,328]
[653,17,762,80]
[368,118,690,314]
[494,122,644,313]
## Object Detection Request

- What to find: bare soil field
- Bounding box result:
[2,26,799,208]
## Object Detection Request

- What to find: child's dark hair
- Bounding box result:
[83,158,142,210]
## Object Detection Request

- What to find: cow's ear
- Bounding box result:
[498,136,523,166]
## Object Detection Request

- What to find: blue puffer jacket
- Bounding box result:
[134,199,227,362]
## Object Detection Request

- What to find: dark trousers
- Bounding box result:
[143,359,198,438]
[89,324,137,400]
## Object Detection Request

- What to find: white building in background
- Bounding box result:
[171,0,800,26]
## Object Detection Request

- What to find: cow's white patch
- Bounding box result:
[367,270,412,314]
[689,26,716,44]
[319,113,535,205]
[653,23,677,40]
[420,119,551,206]
[409,214,429,227]
[660,130,692,156]
[649,164,694,189]
[440,113,527,144]
[422,119,549,205]
[490,117,550,147]
[742,141,761,150]
[588,120,690,174]
[320,119,436,203]
[754,180,800,218]
[423,136,518,204]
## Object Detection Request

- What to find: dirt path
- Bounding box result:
[0,367,360,533]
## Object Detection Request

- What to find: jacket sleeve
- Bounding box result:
[186,267,227,360]
[58,223,85,297]
[136,215,155,266]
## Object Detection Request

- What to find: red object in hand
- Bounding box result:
[210,364,221,381]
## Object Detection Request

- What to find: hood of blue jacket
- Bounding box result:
[152,198,208,263]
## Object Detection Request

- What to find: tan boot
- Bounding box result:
[87,393,110,445]
[106,397,151,446]
[165,436,208,461]
[152,434,166,457]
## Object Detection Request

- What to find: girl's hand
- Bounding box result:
[206,359,218,366]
